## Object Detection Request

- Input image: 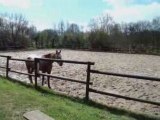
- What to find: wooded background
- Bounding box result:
[0,13,160,54]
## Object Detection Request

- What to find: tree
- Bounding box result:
[88,30,109,50]
[62,23,81,49]
[8,14,29,48]
[98,13,114,34]
[0,13,33,49]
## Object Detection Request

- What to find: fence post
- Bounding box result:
[6,56,11,78]
[34,58,38,87]
[86,62,91,101]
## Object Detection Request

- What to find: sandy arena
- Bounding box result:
[0,49,160,116]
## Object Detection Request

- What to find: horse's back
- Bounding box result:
[26,54,41,69]
[26,53,55,73]
[27,54,41,60]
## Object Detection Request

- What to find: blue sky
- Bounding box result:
[0,0,160,30]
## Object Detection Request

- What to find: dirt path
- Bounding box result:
[0,49,160,116]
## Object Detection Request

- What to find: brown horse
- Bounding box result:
[25,50,63,88]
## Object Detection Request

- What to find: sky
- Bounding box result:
[0,0,160,31]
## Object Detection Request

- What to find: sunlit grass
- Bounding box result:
[0,77,158,120]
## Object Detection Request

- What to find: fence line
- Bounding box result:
[10,58,34,62]
[0,55,160,106]
[0,66,7,69]
[90,70,160,82]
[89,88,160,106]
[36,57,94,65]
[89,69,160,106]
[6,56,11,77]
[10,70,35,76]
[34,58,94,88]
[0,55,10,58]
[86,62,91,101]
[39,73,92,85]
[0,55,94,99]
[34,58,38,87]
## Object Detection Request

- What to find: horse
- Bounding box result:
[25,50,63,88]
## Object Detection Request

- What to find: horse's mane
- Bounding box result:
[42,53,55,58]
[27,54,41,59]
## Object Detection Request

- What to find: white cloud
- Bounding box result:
[103,0,133,8]
[103,0,160,23]
[0,0,44,9]
[0,0,31,9]
[30,19,53,31]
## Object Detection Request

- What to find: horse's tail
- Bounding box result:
[25,57,33,67]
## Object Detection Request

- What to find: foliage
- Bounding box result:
[1,13,160,54]
[0,13,35,50]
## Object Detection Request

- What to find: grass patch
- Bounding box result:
[0,77,159,120]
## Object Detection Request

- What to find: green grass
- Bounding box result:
[0,77,159,120]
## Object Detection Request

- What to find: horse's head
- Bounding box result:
[54,50,63,66]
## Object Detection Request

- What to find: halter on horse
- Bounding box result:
[25,50,63,88]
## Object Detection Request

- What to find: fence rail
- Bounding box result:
[89,88,160,106]
[0,66,7,69]
[90,70,160,82]
[89,69,160,106]
[10,58,34,62]
[0,55,10,58]
[36,57,95,65]
[34,58,94,90]
[0,55,94,100]
[39,73,92,85]
[0,55,160,107]
[9,70,35,76]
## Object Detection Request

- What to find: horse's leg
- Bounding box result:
[47,69,52,89]
[29,73,33,83]
[30,68,34,84]
[42,75,44,86]
[47,75,51,89]
[26,66,33,84]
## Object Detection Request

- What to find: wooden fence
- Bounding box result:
[89,70,160,106]
[0,55,94,100]
[0,55,160,106]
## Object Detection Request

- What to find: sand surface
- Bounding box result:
[0,49,159,116]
